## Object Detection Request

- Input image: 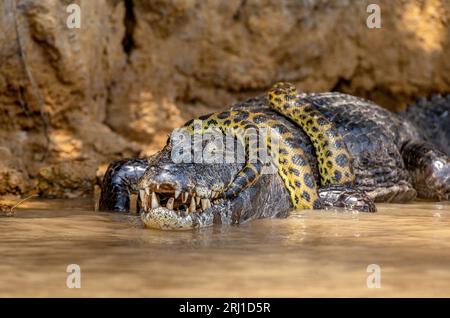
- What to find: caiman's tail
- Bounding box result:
[401,94,450,156]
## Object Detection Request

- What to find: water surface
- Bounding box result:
[1,199,449,297]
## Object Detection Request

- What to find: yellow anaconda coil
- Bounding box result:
[267,82,355,186]
[182,110,322,209]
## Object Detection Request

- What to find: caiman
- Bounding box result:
[99,83,450,230]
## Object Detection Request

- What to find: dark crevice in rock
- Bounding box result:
[331,77,352,93]
[122,0,136,60]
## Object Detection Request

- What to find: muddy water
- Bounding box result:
[0,198,449,297]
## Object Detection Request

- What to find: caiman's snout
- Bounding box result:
[138,165,224,230]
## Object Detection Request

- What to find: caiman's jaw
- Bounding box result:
[139,183,224,230]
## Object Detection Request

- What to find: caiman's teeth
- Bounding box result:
[139,190,147,210]
[201,198,211,210]
[182,207,188,217]
[182,192,189,203]
[145,187,150,196]
[196,197,201,205]
[175,190,181,199]
[156,184,160,190]
[166,197,174,210]
[151,192,160,209]
[189,197,196,213]
[212,191,219,199]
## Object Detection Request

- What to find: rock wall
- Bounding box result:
[0,0,449,197]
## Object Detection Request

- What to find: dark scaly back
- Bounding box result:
[401,94,450,156]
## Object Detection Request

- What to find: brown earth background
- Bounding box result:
[0,0,449,199]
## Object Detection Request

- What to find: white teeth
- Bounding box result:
[189,197,196,213]
[181,207,188,217]
[139,190,147,210]
[175,190,181,199]
[196,197,201,205]
[201,198,211,210]
[166,197,174,210]
[182,192,189,203]
[151,192,160,209]
[212,191,219,199]
[156,184,160,190]
[145,187,150,196]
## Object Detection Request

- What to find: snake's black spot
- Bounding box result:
[224,119,231,126]
[336,154,349,167]
[325,150,333,157]
[304,173,315,188]
[302,191,311,202]
[233,111,249,122]
[326,161,333,169]
[306,119,314,126]
[292,154,307,166]
[323,140,329,148]
[199,114,212,121]
[334,170,342,182]
[274,97,282,104]
[294,195,300,205]
[282,167,288,175]
[207,119,218,126]
[218,111,231,119]
[317,117,327,126]
[311,126,319,133]
[295,180,301,187]
[317,133,324,141]
[279,148,289,155]
[300,115,306,120]
[289,167,300,177]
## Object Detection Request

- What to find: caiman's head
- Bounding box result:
[137,123,291,230]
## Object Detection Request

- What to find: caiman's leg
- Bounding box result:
[318,185,376,212]
[401,140,450,201]
[99,158,148,212]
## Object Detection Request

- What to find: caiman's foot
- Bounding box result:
[318,185,376,212]
[402,141,450,201]
[99,158,148,212]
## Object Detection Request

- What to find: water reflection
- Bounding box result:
[0,199,449,297]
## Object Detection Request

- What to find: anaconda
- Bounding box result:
[99,83,450,230]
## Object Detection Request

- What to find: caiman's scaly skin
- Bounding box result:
[99,83,450,230]
[182,109,322,209]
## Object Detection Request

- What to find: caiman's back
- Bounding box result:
[232,91,450,202]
